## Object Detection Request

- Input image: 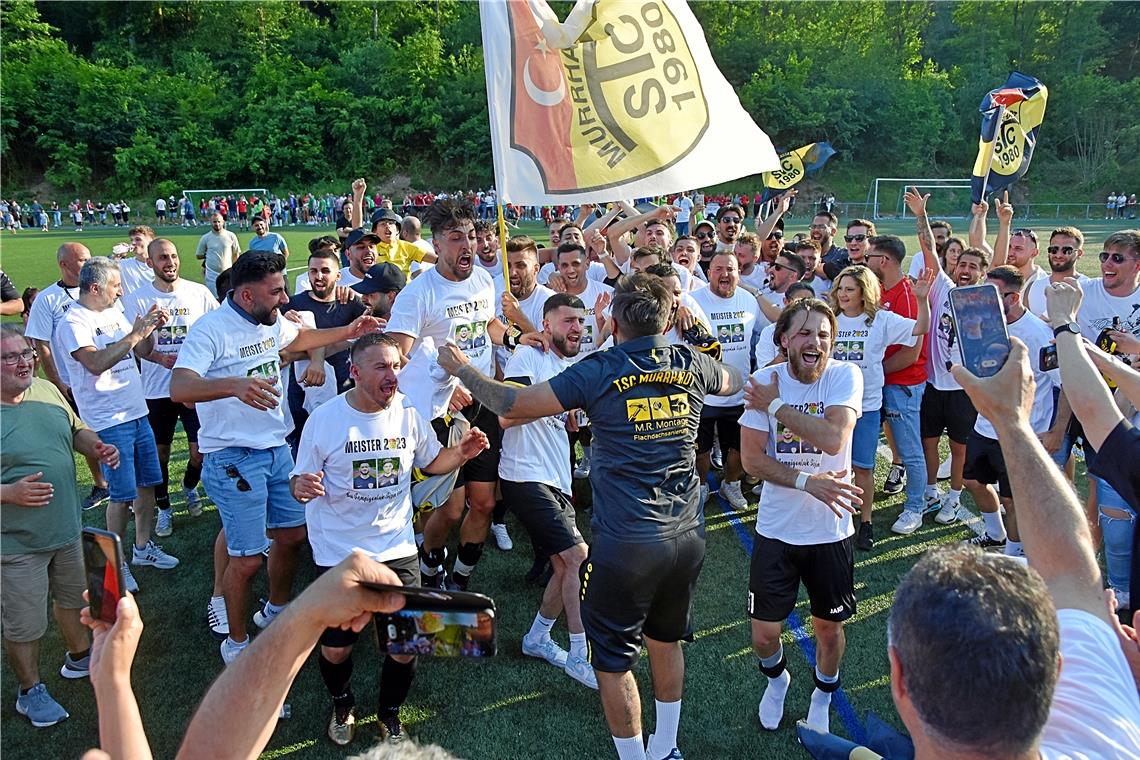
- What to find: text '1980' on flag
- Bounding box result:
[970,72,1048,204]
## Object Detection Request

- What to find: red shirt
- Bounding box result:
[881,277,928,385]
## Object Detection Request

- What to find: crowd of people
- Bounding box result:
[1,182,1138,759]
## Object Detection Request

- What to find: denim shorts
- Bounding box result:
[97,417,164,503]
[850,409,881,470]
[202,445,305,557]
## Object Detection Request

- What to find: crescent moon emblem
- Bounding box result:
[523,56,566,108]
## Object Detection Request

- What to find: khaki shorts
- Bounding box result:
[1,539,87,643]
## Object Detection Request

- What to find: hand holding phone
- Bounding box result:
[360,582,497,658]
[82,527,125,624]
[949,283,1011,378]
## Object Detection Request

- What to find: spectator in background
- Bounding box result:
[0,270,23,316]
[1,325,120,728]
[195,213,243,299]
[248,216,289,259]
[888,337,1140,759]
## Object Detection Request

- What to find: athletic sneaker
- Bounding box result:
[184,486,204,517]
[720,480,748,510]
[883,464,905,495]
[155,508,174,538]
[377,714,406,744]
[891,511,923,535]
[936,456,951,480]
[253,601,284,629]
[923,491,943,515]
[490,523,513,552]
[573,456,591,479]
[564,653,598,689]
[522,633,569,668]
[15,683,69,727]
[327,704,356,746]
[645,736,684,760]
[132,541,179,569]
[121,563,139,593]
[966,532,1006,550]
[207,596,229,640]
[934,495,962,525]
[81,485,109,511]
[59,652,89,680]
[220,636,249,665]
[710,440,724,470]
[855,521,874,551]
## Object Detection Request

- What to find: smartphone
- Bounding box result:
[82,527,125,624]
[1039,344,1058,372]
[948,283,1011,378]
[360,582,497,658]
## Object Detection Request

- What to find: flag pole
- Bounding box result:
[978,104,1006,201]
[496,203,509,283]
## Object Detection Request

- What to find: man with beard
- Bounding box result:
[339,228,382,288]
[1023,226,1090,317]
[819,218,875,282]
[811,211,846,280]
[499,235,556,355]
[500,293,598,690]
[290,332,488,746]
[121,239,219,538]
[171,251,382,664]
[386,199,519,593]
[247,217,289,259]
[734,232,768,291]
[473,220,503,289]
[714,204,746,253]
[1004,226,1045,297]
[353,263,405,322]
[195,214,242,299]
[436,274,743,760]
[691,252,764,510]
[739,298,863,734]
[905,188,990,526]
[694,219,717,274]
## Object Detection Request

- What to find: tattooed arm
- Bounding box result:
[436,343,566,418]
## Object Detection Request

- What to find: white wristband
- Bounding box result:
[794,472,810,491]
[767,397,785,416]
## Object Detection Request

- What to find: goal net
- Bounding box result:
[868,178,973,220]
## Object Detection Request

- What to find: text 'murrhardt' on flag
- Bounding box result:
[480,0,780,206]
[759,142,836,204]
[970,72,1048,204]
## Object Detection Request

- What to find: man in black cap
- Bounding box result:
[341,228,381,288]
[352,263,405,321]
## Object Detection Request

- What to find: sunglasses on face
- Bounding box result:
[696,232,713,239]
[766,230,784,240]
[769,262,788,273]
[1047,245,1076,256]
[844,234,867,243]
[1100,251,1134,264]
[719,217,741,225]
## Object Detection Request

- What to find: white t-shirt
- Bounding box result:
[1023,273,1090,318]
[155,198,166,212]
[386,266,497,405]
[807,276,832,298]
[499,346,574,494]
[339,269,363,289]
[293,271,311,294]
[292,393,442,567]
[1039,609,1140,758]
[835,310,918,412]
[537,260,607,285]
[120,281,219,398]
[58,304,149,431]
[173,299,300,453]
[676,196,694,224]
[494,283,555,370]
[739,266,768,291]
[476,257,506,290]
[409,238,435,257]
[565,278,613,358]
[739,361,862,545]
[24,281,81,387]
[118,258,153,296]
[974,311,1059,439]
[689,287,763,406]
[1077,278,1140,343]
[753,323,780,368]
[926,269,960,391]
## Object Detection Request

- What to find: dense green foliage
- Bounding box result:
[2,0,1138,201]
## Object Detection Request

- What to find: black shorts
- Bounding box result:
[963,432,1011,498]
[156,210,166,219]
[696,404,744,454]
[460,403,501,484]
[580,529,705,673]
[319,553,420,648]
[145,397,201,446]
[748,535,855,623]
[501,480,583,557]
[920,385,977,444]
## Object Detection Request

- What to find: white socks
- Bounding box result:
[645,700,681,757]
[806,668,839,733]
[527,612,556,641]
[613,734,644,760]
[569,631,588,661]
[982,510,1007,540]
[758,669,791,730]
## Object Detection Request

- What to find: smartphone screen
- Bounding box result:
[948,284,1011,378]
[1039,344,1058,372]
[82,528,124,624]
[377,609,497,657]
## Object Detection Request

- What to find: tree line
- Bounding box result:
[1,0,1137,201]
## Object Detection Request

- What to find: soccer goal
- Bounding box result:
[867,178,973,220]
[181,188,268,215]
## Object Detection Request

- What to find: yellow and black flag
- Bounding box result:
[970,72,1048,203]
[760,142,836,204]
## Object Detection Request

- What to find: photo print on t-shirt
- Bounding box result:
[375,457,400,487]
[352,459,379,490]
[834,339,864,361]
[730,324,745,343]
[454,320,489,351]
[247,360,280,385]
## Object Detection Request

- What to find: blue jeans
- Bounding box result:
[202,445,305,557]
[1095,475,1135,598]
[97,418,163,503]
[882,382,928,514]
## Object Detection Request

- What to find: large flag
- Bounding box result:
[759,141,836,204]
[480,0,779,205]
[970,72,1048,203]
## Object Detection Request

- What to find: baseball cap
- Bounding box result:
[344,228,381,249]
[352,262,406,295]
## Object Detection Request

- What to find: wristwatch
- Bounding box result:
[1053,322,1081,338]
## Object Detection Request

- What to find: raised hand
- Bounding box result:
[913,267,936,299]
[995,190,1014,224]
[904,187,930,218]
[743,372,779,412]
